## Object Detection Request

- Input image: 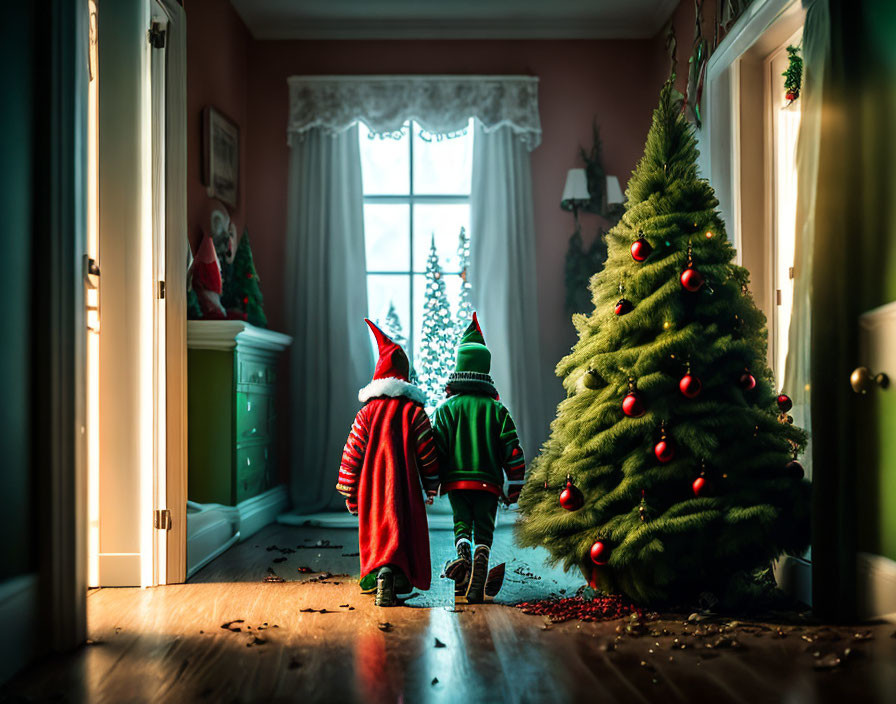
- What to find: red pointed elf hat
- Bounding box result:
[365,319,410,381]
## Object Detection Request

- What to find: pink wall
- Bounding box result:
[183,2,704,404]
[244,39,666,400]
[186,0,250,253]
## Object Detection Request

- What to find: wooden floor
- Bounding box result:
[4,524,896,703]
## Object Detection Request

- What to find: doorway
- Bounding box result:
[86,0,188,589]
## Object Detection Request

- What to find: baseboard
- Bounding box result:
[856,551,896,622]
[97,553,142,587]
[238,484,289,540]
[0,574,38,683]
[186,504,239,578]
[186,485,288,579]
[278,505,519,530]
[774,553,812,607]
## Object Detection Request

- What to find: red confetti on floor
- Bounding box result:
[515,596,642,623]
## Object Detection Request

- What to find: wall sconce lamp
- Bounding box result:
[560,168,591,230]
[561,168,625,230]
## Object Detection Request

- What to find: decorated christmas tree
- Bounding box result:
[222,229,267,328]
[516,81,811,605]
[378,301,417,382]
[418,235,456,409]
[380,300,408,351]
[455,226,474,335]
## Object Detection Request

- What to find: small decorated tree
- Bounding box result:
[455,226,474,336]
[516,81,811,605]
[222,229,267,328]
[379,301,417,382]
[418,236,455,409]
[381,300,408,351]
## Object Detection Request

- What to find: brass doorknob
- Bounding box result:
[850,366,889,394]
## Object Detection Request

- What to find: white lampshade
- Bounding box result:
[561,168,590,204]
[605,175,624,205]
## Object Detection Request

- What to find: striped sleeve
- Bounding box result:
[337,406,369,507]
[498,405,526,487]
[412,407,440,492]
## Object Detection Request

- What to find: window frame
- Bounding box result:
[361,120,471,367]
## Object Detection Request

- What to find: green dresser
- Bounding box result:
[187,321,293,505]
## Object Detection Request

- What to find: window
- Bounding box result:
[359,119,474,377]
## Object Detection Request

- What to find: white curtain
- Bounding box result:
[287,75,541,148]
[470,122,546,462]
[283,75,543,511]
[284,126,373,512]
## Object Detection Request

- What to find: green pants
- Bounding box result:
[448,490,499,548]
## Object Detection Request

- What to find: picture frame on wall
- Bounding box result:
[202,106,239,208]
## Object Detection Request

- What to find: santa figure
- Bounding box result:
[337,319,439,606]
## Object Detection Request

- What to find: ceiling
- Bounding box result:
[230,0,680,41]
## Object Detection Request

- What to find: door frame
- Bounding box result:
[157,0,189,585]
[40,0,89,653]
[703,0,810,603]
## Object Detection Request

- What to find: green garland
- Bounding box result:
[783,45,802,102]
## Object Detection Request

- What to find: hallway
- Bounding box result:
[4,524,896,703]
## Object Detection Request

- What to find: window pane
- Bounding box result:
[412,272,462,366]
[359,121,409,195]
[412,204,470,273]
[412,119,474,195]
[367,274,411,361]
[364,204,409,272]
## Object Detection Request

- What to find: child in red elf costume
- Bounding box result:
[337,320,440,606]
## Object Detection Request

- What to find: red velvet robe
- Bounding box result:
[337,388,438,591]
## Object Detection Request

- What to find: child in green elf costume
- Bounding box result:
[431,313,526,603]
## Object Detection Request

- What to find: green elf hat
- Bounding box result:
[456,312,490,374]
[447,312,498,397]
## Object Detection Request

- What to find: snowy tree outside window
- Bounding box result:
[360,119,474,409]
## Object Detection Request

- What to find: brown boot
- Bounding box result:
[443,539,472,596]
[465,545,489,603]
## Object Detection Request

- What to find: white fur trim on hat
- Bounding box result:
[358,377,427,405]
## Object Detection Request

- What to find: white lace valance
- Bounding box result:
[286,75,541,150]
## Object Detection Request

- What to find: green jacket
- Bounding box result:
[431,393,526,496]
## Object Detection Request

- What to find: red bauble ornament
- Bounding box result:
[680,266,704,292]
[785,91,797,101]
[654,439,674,463]
[590,540,609,565]
[622,392,646,418]
[630,237,653,262]
[559,477,584,511]
[786,460,804,479]
[679,373,702,398]
[777,394,793,412]
[242,296,249,305]
[739,372,757,391]
[614,298,634,316]
[692,476,707,496]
